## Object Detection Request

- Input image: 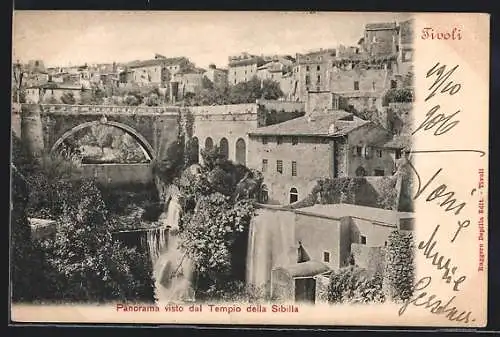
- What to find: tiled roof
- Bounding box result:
[248,111,369,137]
[365,22,397,30]
[298,203,414,226]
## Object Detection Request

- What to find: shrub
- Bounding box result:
[312,177,367,204]
[327,266,385,304]
[383,231,415,302]
[376,176,399,210]
[196,280,266,303]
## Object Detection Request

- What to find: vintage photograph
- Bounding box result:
[11,11,417,312]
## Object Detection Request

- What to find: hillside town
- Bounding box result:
[12,17,416,306]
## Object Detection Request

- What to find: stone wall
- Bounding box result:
[329,68,390,93]
[78,163,154,185]
[247,136,333,205]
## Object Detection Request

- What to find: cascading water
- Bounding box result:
[150,184,195,303]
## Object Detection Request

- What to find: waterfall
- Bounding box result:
[145,226,168,267]
[151,184,195,303]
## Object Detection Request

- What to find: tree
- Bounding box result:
[227,76,284,104]
[261,79,284,100]
[91,124,114,155]
[179,193,254,294]
[41,179,156,303]
[60,91,76,104]
[11,137,50,302]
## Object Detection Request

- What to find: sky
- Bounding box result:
[13,11,411,69]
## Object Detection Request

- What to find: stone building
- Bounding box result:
[25,82,88,104]
[360,22,399,57]
[247,203,415,301]
[186,100,306,168]
[396,18,415,77]
[170,69,206,100]
[293,48,337,102]
[126,56,194,87]
[247,109,395,205]
[227,53,265,85]
[203,64,228,88]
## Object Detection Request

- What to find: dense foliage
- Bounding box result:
[376,176,399,210]
[184,76,284,106]
[383,87,414,104]
[312,177,367,204]
[11,136,156,303]
[39,180,156,303]
[327,266,385,304]
[172,146,262,297]
[382,231,415,302]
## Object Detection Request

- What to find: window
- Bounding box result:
[374,169,385,176]
[317,75,321,84]
[289,187,298,204]
[377,149,383,157]
[291,161,297,177]
[356,146,362,156]
[260,185,269,203]
[360,235,367,244]
[276,160,283,174]
[317,65,321,71]
[306,65,310,71]
[323,251,330,263]
[305,75,310,85]
[364,146,371,158]
[354,81,360,90]
[262,136,268,144]
[262,159,268,172]
[391,80,397,89]
[245,70,247,75]
[372,81,376,90]
[277,136,283,145]
[395,149,402,159]
[291,136,299,145]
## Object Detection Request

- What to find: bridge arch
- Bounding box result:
[50,120,155,161]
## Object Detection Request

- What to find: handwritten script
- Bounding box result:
[399,62,481,324]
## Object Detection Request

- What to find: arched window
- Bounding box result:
[205,137,213,150]
[220,137,229,159]
[355,166,366,177]
[235,138,246,166]
[260,184,269,203]
[289,187,299,204]
[190,137,199,164]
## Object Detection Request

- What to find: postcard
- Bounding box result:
[10,11,489,327]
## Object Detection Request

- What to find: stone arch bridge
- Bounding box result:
[18,103,269,185]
